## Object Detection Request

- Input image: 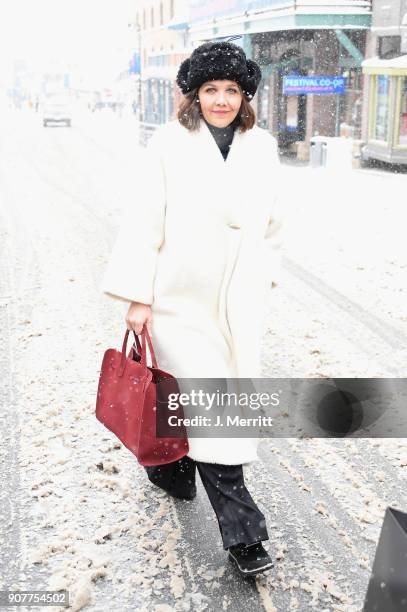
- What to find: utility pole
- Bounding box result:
[129,20,143,123]
[136,22,142,123]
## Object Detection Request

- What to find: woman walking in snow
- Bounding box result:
[101,39,283,577]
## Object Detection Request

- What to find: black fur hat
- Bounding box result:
[176,41,262,100]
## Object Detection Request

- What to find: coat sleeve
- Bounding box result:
[264,136,284,286]
[100,130,166,305]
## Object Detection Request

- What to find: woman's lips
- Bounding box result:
[212,110,229,114]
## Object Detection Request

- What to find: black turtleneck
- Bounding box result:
[203,116,239,160]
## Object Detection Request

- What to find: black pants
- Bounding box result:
[144,456,269,550]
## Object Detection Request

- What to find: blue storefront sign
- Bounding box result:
[128,52,141,75]
[283,75,346,95]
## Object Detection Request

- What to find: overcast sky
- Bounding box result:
[0,0,134,86]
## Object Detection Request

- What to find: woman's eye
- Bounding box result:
[205,88,237,93]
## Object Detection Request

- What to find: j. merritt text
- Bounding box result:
[167,415,273,427]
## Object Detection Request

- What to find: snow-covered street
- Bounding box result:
[1,108,407,611]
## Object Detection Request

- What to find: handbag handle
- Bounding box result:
[132,332,142,358]
[140,325,158,368]
[118,326,157,376]
[119,330,139,377]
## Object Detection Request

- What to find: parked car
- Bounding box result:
[43,95,72,127]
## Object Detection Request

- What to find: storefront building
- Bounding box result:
[131,0,189,133]
[360,0,407,164]
[361,55,407,163]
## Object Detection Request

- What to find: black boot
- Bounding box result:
[144,457,197,500]
[228,542,273,577]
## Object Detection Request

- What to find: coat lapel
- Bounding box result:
[178,118,269,230]
[197,117,246,170]
[188,118,255,228]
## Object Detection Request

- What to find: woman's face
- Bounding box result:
[197,80,243,128]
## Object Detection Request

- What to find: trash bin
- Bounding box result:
[310,136,328,168]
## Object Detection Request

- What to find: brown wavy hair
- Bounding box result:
[177,85,256,132]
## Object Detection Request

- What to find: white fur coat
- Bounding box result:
[101,117,283,465]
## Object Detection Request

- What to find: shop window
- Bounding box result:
[340,68,362,139]
[258,83,269,128]
[398,76,407,145]
[373,75,390,141]
[286,96,299,131]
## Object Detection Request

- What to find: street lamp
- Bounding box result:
[136,22,142,123]
[128,21,143,123]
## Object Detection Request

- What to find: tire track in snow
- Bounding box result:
[286,439,407,544]
[282,255,406,376]
[274,440,384,557]
[248,445,370,611]
[0,205,22,592]
[0,150,43,592]
[255,437,407,610]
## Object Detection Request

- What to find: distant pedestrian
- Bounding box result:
[101,40,283,577]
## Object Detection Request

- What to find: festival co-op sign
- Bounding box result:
[283,75,346,95]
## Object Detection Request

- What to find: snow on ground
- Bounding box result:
[0,108,406,611]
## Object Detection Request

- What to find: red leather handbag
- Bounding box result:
[95,326,189,466]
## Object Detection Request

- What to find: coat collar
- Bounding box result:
[195,117,247,168]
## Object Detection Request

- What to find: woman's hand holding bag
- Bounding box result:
[126,301,153,337]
